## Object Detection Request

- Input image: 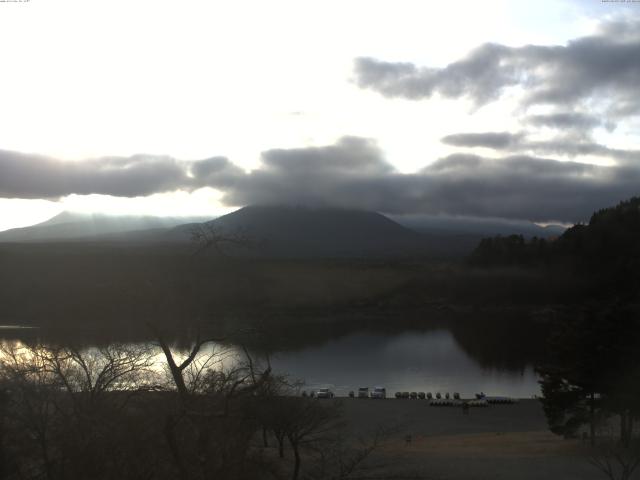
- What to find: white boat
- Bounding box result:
[371,386,386,399]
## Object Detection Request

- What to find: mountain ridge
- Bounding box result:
[0,211,212,242]
[0,205,568,258]
[173,205,427,258]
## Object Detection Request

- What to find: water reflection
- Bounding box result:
[0,323,541,398]
[270,329,539,397]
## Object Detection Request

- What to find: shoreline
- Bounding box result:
[336,398,607,480]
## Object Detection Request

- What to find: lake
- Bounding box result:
[0,323,541,398]
[269,329,540,398]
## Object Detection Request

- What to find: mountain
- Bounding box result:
[0,211,211,242]
[170,206,568,258]
[390,213,566,238]
[0,206,568,258]
[385,214,565,259]
[172,205,428,258]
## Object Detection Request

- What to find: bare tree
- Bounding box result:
[189,223,255,257]
[308,425,397,480]
[589,438,640,480]
[277,398,345,480]
[258,379,302,459]
[151,329,277,480]
[0,337,396,480]
[0,341,160,480]
[153,330,226,403]
[0,342,61,480]
[37,344,157,408]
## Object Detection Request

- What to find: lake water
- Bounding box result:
[0,325,541,398]
[269,329,540,398]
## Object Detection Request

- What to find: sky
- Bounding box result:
[1,0,639,231]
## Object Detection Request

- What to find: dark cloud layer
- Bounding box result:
[216,137,640,223]
[3,135,639,223]
[441,132,524,149]
[0,150,243,199]
[354,18,640,118]
[219,137,399,210]
[526,112,606,131]
[416,153,636,222]
[439,131,640,164]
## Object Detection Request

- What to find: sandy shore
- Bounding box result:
[336,399,619,479]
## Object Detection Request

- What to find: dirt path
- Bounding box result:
[337,399,629,479]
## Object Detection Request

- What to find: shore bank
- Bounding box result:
[336,399,612,479]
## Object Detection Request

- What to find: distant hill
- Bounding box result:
[386,214,564,259]
[172,205,428,258]
[168,206,568,258]
[0,206,568,258]
[0,211,211,242]
[469,197,640,296]
[390,213,565,238]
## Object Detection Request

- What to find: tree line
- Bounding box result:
[471,197,640,479]
[0,332,387,480]
[470,196,640,298]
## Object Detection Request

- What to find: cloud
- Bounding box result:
[355,43,514,105]
[526,112,606,131]
[354,17,640,118]
[0,150,243,199]
[215,137,640,223]
[189,156,245,188]
[260,136,393,177]
[524,139,640,164]
[219,137,400,209]
[439,131,640,164]
[441,132,525,149]
[2,136,639,223]
[416,153,631,222]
